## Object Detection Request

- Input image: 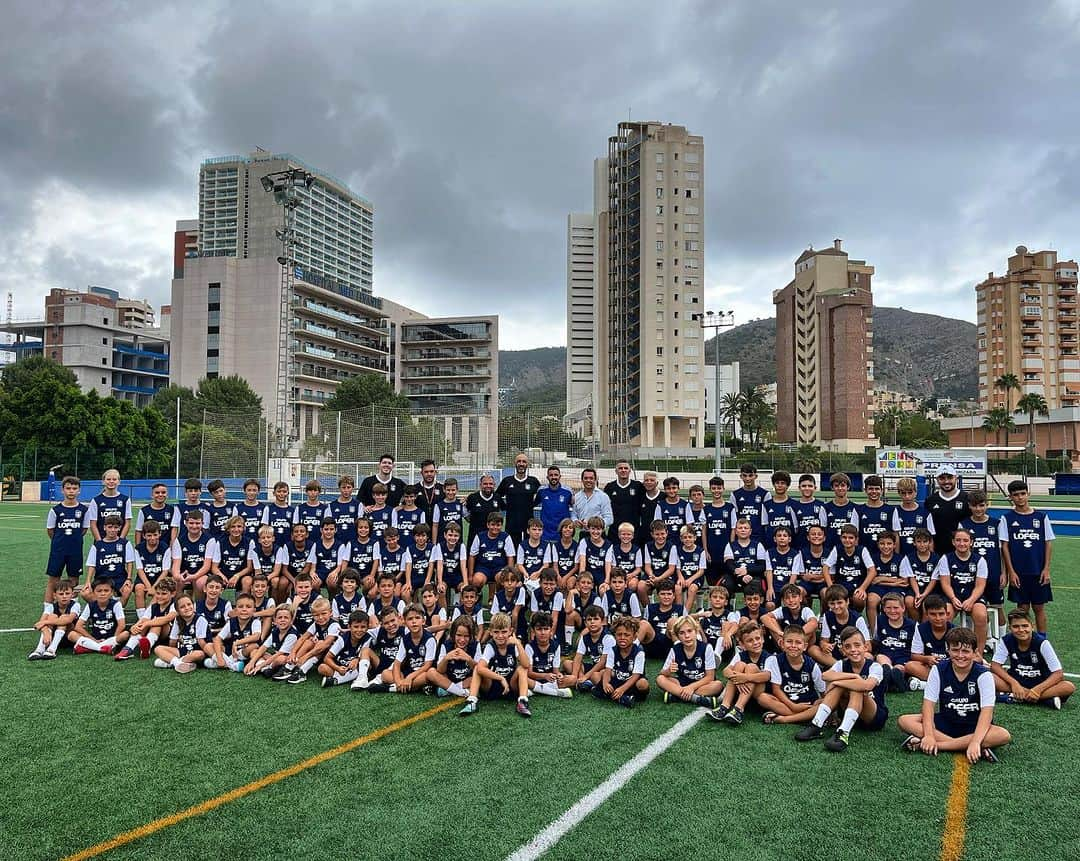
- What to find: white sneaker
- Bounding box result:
[350,673,371,691]
[153,658,170,669]
[908,677,927,691]
[556,687,573,699]
[1051,696,1062,710]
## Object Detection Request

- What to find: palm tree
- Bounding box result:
[1014,393,1049,451]
[739,386,772,449]
[877,406,906,446]
[982,407,1015,447]
[719,391,743,445]
[995,373,1021,414]
[793,444,823,473]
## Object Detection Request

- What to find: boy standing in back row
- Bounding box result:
[999,480,1054,634]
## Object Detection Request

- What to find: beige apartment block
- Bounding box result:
[977,246,1080,410]
[774,240,877,453]
[594,122,706,452]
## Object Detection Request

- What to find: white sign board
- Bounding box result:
[877,448,987,479]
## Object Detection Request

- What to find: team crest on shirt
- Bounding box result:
[629,488,636,495]
[967,682,977,695]
[695,657,703,668]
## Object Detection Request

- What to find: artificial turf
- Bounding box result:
[2,501,1079,861]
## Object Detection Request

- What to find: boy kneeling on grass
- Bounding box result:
[897,627,1011,764]
[794,626,888,752]
[990,609,1074,709]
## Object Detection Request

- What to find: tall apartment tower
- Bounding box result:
[595,122,706,450]
[773,240,877,453]
[172,151,385,441]
[566,212,595,425]
[976,246,1080,410]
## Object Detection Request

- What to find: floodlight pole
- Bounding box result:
[262,168,315,456]
[704,309,735,475]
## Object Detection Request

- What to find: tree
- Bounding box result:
[151,384,200,426]
[793,444,823,473]
[323,374,410,414]
[1015,393,1049,451]
[195,375,263,416]
[995,373,1021,422]
[0,355,78,391]
[982,407,1014,448]
[876,406,906,446]
[719,391,743,443]
[738,386,774,449]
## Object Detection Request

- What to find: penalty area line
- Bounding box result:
[505,709,705,861]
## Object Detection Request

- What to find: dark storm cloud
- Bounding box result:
[4,0,1080,341]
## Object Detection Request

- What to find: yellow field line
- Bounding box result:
[62,700,457,861]
[939,755,971,861]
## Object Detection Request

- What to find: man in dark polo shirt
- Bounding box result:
[496,453,540,544]
[924,464,971,556]
[358,453,405,511]
[604,459,645,543]
[465,473,503,543]
[415,459,444,525]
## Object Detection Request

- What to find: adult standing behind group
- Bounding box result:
[572,468,613,531]
[604,459,644,543]
[536,466,573,542]
[415,459,443,525]
[358,454,405,510]
[496,453,540,544]
[466,473,503,542]
[925,464,971,556]
[637,471,662,546]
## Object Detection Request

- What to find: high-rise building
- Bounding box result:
[592,122,706,451]
[975,246,1080,410]
[198,151,373,293]
[1,287,169,407]
[566,211,595,426]
[173,219,198,279]
[172,151,385,441]
[773,240,877,453]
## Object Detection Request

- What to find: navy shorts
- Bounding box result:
[934,712,978,739]
[482,677,518,700]
[983,577,1005,605]
[46,549,82,580]
[859,703,889,732]
[869,584,910,599]
[1008,576,1052,606]
[797,579,826,598]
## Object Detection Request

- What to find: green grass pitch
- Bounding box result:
[2,501,1079,861]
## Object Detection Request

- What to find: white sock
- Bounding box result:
[839,707,860,733]
[154,658,170,669]
[76,636,102,652]
[301,657,319,674]
[34,634,47,653]
[812,704,832,727]
[358,658,371,679]
[45,635,62,655]
[101,637,117,649]
[534,682,558,697]
[170,656,184,669]
[447,682,468,697]
[203,657,218,669]
[146,633,159,648]
[335,669,358,685]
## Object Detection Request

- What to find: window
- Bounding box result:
[207,333,220,349]
[101,377,107,385]
[685,240,699,251]
[656,400,665,410]
[673,169,678,177]
[656,381,664,391]
[685,398,700,409]
[656,366,664,376]
[655,153,664,164]
[656,346,664,356]
[656,294,664,305]
[685,363,699,373]
[656,329,665,340]
[655,205,664,215]
[686,171,700,180]
[101,358,107,365]
[685,380,699,391]
[685,152,699,163]
[102,337,108,345]
[656,240,664,252]
[673,152,679,160]
[686,188,697,198]
[673,400,680,408]
[656,187,663,198]
[685,345,699,357]
[207,310,221,326]
[656,311,665,322]
[656,260,664,270]
[673,188,679,196]
[656,224,664,235]
[207,284,221,302]
[207,356,219,372]
[103,317,108,324]
[655,171,663,181]
[685,223,700,233]
[685,206,699,215]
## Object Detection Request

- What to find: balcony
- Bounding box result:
[401,367,490,381]
[298,321,385,355]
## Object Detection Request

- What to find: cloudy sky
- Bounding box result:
[4,0,1080,349]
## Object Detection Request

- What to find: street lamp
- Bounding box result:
[704,309,735,475]
[261,167,315,455]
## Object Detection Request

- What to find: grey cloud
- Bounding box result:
[5,0,1080,339]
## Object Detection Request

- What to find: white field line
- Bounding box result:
[505,709,705,861]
